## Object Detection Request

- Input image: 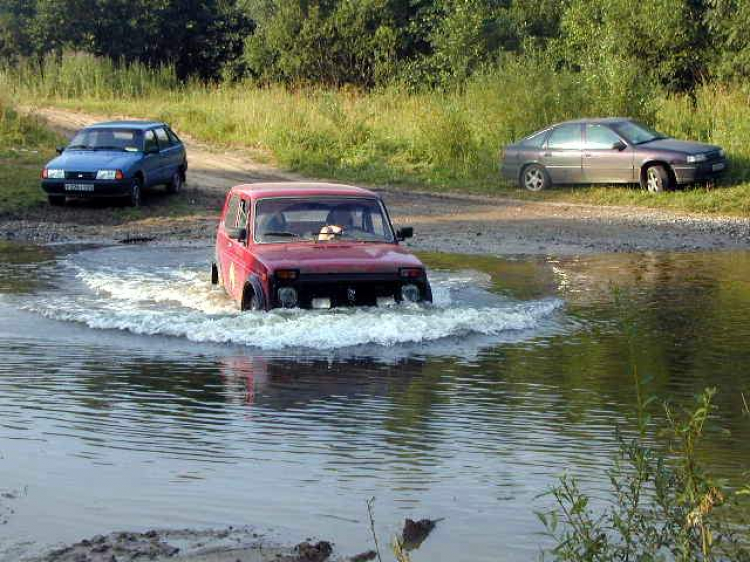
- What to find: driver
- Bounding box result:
[319,206,354,241]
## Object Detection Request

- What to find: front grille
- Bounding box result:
[705,150,723,162]
[65,171,97,180]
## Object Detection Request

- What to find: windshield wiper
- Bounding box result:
[67,144,91,150]
[263,231,298,238]
[92,145,126,151]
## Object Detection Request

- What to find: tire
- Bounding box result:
[129,177,143,207]
[241,285,262,311]
[167,170,183,194]
[210,262,220,285]
[643,164,672,193]
[520,164,550,192]
[48,195,65,206]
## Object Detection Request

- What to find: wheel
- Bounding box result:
[520,164,550,192]
[129,177,143,207]
[210,262,220,285]
[167,170,183,194]
[241,285,262,311]
[643,164,672,193]
[48,195,65,206]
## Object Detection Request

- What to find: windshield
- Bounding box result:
[254,197,395,244]
[611,121,668,145]
[67,128,142,152]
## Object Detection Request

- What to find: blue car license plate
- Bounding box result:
[64,183,95,192]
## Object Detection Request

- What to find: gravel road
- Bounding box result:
[4,106,750,256]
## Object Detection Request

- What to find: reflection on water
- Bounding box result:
[0,245,749,561]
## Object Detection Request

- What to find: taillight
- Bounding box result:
[41,168,48,179]
[115,169,124,180]
[399,267,424,279]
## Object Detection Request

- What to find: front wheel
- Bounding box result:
[643,164,672,193]
[520,164,550,192]
[241,285,262,311]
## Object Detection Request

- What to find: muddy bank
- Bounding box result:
[24,528,335,562]
[3,185,750,255]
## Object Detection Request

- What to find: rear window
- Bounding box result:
[520,129,550,148]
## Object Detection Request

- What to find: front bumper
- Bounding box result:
[270,272,433,309]
[673,158,728,185]
[41,178,132,198]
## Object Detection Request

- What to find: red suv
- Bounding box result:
[211,183,432,311]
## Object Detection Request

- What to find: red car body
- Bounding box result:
[211,182,432,310]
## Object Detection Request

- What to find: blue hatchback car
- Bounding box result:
[41,120,188,207]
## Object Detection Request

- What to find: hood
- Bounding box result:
[253,242,424,274]
[46,150,142,172]
[637,138,720,155]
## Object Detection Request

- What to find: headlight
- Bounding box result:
[46,169,65,179]
[687,154,707,164]
[719,149,726,158]
[96,169,123,180]
[401,284,421,303]
[277,287,298,308]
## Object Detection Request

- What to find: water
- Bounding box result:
[0,243,749,561]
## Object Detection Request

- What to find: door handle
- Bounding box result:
[584,153,593,158]
[543,152,552,157]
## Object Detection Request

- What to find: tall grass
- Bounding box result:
[5,54,750,215]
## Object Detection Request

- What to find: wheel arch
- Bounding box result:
[639,160,676,188]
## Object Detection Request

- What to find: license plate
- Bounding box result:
[64,183,94,192]
[712,162,726,172]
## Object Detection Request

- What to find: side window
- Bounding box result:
[585,124,623,149]
[155,128,170,149]
[166,128,181,145]
[238,199,249,231]
[144,130,158,153]
[547,124,583,150]
[224,195,241,229]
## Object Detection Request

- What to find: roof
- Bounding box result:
[232,182,380,199]
[86,121,165,130]
[557,117,632,126]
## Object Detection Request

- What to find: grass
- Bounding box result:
[0,97,63,214]
[5,54,750,216]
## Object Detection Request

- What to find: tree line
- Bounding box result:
[2,0,749,91]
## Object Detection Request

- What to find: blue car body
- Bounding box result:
[41,120,188,206]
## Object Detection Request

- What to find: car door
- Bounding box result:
[220,194,251,302]
[583,124,635,183]
[541,124,584,184]
[142,129,161,186]
[155,127,181,183]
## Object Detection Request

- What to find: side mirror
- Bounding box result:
[396,226,414,241]
[613,140,627,151]
[56,146,65,155]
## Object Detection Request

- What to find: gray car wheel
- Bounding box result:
[521,164,550,192]
[644,165,671,193]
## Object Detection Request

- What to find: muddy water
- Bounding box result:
[0,243,749,561]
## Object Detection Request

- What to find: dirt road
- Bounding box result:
[4,106,750,255]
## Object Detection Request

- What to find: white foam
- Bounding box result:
[23,260,564,351]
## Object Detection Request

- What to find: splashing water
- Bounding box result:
[21,246,563,350]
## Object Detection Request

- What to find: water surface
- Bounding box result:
[0,243,748,561]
